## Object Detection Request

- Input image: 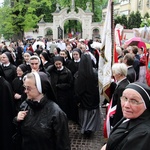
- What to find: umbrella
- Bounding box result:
[124,37,150,48]
[32,41,45,51]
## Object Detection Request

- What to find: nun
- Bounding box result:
[12,64,28,113]
[74,54,100,137]
[47,56,73,119]
[1,51,17,86]
[67,48,81,76]
[14,71,70,150]
[101,82,150,150]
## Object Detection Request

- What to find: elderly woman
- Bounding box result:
[14,71,70,150]
[101,82,150,150]
[104,63,130,138]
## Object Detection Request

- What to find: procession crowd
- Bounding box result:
[1,37,150,150]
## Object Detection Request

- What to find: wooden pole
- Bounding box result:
[111,0,114,65]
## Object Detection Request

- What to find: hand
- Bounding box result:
[14,93,21,99]
[17,111,28,122]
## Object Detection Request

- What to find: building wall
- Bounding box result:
[102,0,150,18]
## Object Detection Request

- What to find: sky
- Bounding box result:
[0,0,3,5]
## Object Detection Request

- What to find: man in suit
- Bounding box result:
[123,53,136,83]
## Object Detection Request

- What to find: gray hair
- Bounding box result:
[112,63,127,76]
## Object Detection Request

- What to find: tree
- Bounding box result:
[128,11,136,29]
[134,11,142,28]
[0,0,105,40]
[121,14,128,29]
[0,6,15,40]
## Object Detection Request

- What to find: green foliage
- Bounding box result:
[127,11,135,29]
[134,11,142,28]
[0,6,15,40]
[0,0,110,40]
[115,11,142,29]
[121,15,128,28]
[141,13,150,27]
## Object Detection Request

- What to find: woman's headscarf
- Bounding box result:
[32,71,56,100]
[125,82,150,111]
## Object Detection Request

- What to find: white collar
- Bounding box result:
[3,63,10,67]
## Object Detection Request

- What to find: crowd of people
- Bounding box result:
[0,37,101,150]
[1,37,150,150]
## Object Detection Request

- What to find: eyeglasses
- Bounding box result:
[23,85,36,92]
[120,96,143,105]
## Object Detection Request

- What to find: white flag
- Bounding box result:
[98,0,112,100]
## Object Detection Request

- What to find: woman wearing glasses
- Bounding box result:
[101,82,150,150]
[13,71,70,150]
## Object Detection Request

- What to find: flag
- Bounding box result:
[113,43,118,63]
[113,24,124,63]
[98,0,113,139]
[103,99,116,138]
[98,0,112,101]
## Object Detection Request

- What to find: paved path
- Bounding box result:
[68,107,107,150]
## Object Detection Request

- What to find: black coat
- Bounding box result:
[67,60,80,76]
[127,66,136,83]
[111,78,130,127]
[15,96,70,150]
[2,63,17,86]
[106,110,150,150]
[0,76,16,150]
[12,77,27,112]
[48,66,73,117]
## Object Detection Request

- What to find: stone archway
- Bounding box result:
[25,1,102,40]
[62,18,82,38]
[51,7,93,39]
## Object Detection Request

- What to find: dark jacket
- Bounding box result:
[127,66,136,83]
[106,110,150,150]
[2,63,17,86]
[48,66,73,117]
[67,60,80,76]
[48,66,73,100]
[12,77,27,112]
[111,78,130,127]
[14,96,70,150]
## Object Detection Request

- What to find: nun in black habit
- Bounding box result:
[1,51,17,86]
[12,64,28,113]
[14,71,70,150]
[74,54,100,137]
[47,56,73,119]
[101,82,150,150]
[67,48,81,76]
[0,65,16,150]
